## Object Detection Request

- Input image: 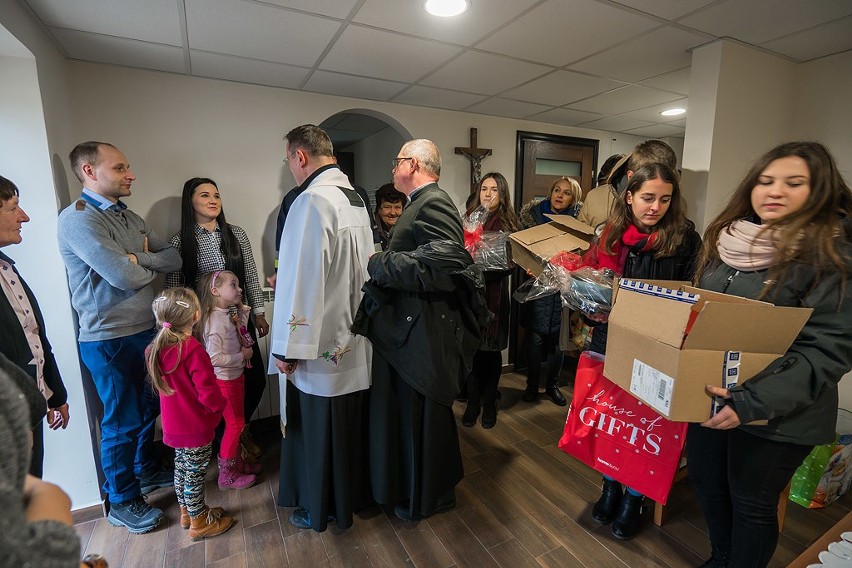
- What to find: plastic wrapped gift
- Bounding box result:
[463,207,511,271]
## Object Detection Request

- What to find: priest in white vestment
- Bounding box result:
[270,124,373,532]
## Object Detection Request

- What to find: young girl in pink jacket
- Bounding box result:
[146,287,234,540]
[197,270,261,490]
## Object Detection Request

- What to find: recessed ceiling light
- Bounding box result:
[660,108,686,116]
[424,0,469,17]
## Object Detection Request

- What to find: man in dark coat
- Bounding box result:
[0,175,69,478]
[357,139,483,521]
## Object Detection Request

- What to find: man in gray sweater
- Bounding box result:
[58,141,181,534]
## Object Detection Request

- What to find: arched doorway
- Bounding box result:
[318,109,411,210]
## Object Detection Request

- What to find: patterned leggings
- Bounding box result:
[174,444,212,518]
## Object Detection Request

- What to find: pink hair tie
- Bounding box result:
[162,322,172,329]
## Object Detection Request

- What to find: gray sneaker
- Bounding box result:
[138,467,174,495]
[107,496,163,534]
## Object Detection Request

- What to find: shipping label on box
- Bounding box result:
[630,359,675,416]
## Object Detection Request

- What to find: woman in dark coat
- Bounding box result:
[688,141,852,568]
[519,177,584,406]
[461,172,518,429]
[582,163,701,540]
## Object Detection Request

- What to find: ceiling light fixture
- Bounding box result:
[660,108,686,116]
[424,0,469,17]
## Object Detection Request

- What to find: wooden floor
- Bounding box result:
[75,370,852,567]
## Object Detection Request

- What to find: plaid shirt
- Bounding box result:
[165,223,265,314]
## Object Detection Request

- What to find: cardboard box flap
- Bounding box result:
[509,222,565,246]
[609,284,694,348]
[684,302,813,353]
[544,214,596,236]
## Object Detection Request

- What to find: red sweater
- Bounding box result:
[158,337,226,449]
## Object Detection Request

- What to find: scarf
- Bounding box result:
[585,223,657,273]
[717,220,778,271]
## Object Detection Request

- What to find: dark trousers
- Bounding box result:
[79,329,159,504]
[687,425,812,568]
[29,419,44,478]
[526,331,564,388]
[466,350,502,408]
[242,317,266,423]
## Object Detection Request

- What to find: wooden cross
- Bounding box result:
[455,127,492,195]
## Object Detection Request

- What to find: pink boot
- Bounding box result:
[237,453,262,475]
[217,456,256,490]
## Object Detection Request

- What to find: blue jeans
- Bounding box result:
[79,328,159,504]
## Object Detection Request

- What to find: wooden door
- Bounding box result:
[510,132,598,369]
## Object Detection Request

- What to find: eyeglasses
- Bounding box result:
[283,151,296,165]
[392,157,412,169]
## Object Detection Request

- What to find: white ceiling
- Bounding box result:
[20,0,852,138]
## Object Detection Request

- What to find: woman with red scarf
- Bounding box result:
[583,162,701,540]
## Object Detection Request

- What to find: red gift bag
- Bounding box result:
[558,352,687,504]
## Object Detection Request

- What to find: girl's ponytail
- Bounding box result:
[147,288,201,395]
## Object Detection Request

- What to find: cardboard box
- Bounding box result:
[602,279,812,422]
[508,214,595,276]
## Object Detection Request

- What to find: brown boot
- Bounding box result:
[240,430,263,459]
[181,505,225,530]
[188,506,236,541]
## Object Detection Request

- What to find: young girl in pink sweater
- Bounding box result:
[146,287,235,540]
[197,270,261,490]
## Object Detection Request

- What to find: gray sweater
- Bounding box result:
[57,197,182,341]
[0,353,81,568]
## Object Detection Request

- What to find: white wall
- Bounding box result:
[0,15,101,509]
[792,49,852,410]
[65,61,664,277]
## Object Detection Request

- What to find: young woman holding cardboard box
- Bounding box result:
[688,141,852,568]
[583,163,701,539]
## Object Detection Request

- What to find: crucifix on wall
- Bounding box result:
[455,127,492,196]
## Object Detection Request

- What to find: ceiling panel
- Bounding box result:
[185,0,341,68]
[624,123,686,138]
[420,51,551,95]
[640,66,691,95]
[320,26,461,83]
[259,0,361,19]
[392,86,487,111]
[678,0,852,46]
[567,85,682,115]
[25,0,182,45]
[476,0,661,67]
[527,108,605,127]
[189,51,310,89]
[49,28,185,73]
[352,0,538,46]
[302,70,407,101]
[618,97,688,122]
[569,26,709,83]
[577,116,657,133]
[609,0,718,21]
[465,98,552,119]
[760,16,852,62]
[503,70,625,107]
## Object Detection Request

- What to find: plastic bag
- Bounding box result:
[561,267,617,323]
[463,207,510,270]
[790,409,852,508]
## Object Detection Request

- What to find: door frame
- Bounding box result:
[509,131,599,368]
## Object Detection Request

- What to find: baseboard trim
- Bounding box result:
[72,502,105,524]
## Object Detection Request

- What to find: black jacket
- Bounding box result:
[700,237,852,445]
[0,251,67,409]
[351,184,488,405]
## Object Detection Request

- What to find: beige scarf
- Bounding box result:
[717,220,779,271]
